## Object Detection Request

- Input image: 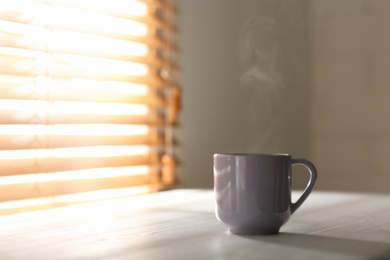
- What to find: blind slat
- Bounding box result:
[0,153,156,176]
[0,86,165,106]
[0,0,180,213]
[0,135,169,150]
[0,50,150,77]
[0,3,148,36]
[0,31,179,68]
[0,172,156,202]
[0,112,164,124]
[0,0,177,32]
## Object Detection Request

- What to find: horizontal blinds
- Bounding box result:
[0,0,180,214]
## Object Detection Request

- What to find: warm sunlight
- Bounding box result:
[48,0,148,17]
[0,0,179,215]
[0,166,149,185]
[0,124,149,136]
[0,46,149,76]
[51,5,148,36]
[0,100,149,115]
[8,77,149,97]
[0,0,148,36]
[0,20,149,57]
[0,145,149,160]
[0,185,153,210]
[52,53,149,76]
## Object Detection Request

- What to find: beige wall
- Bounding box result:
[179,0,311,189]
[179,0,390,192]
[178,0,246,188]
[310,0,390,192]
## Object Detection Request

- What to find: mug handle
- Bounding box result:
[290,158,318,214]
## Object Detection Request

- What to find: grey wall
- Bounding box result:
[179,0,311,189]
[179,0,390,193]
[310,0,390,192]
[179,0,246,188]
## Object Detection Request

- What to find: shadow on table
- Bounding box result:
[237,232,390,260]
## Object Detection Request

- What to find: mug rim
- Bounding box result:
[214,153,290,157]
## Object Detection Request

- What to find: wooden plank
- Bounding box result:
[1,190,390,260]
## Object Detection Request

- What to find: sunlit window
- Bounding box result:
[0,0,180,214]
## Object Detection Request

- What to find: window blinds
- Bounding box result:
[0,0,180,214]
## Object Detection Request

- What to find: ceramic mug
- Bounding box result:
[214,153,317,235]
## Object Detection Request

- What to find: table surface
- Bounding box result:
[1,189,390,260]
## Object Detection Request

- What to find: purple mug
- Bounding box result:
[214,153,317,235]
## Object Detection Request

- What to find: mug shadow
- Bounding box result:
[236,232,390,260]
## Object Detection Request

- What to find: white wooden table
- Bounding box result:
[1,189,390,260]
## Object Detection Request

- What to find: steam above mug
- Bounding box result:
[214,153,317,235]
